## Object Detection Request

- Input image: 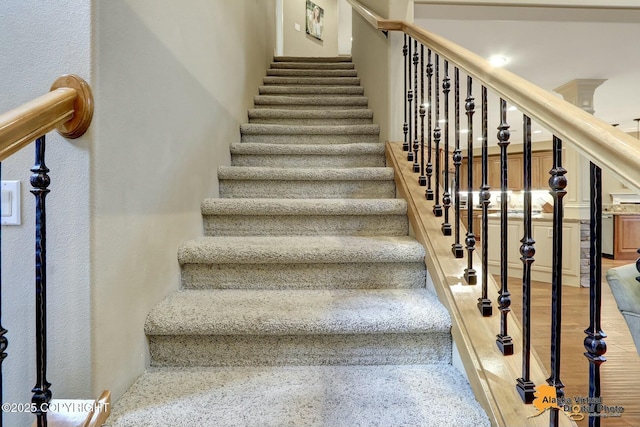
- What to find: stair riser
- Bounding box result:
[264,77,360,86]
[254,105,368,110]
[231,153,384,168]
[267,70,358,77]
[149,332,451,367]
[274,56,352,63]
[203,214,408,237]
[249,117,372,125]
[270,62,355,69]
[219,180,395,199]
[258,87,364,96]
[240,134,379,144]
[181,262,425,290]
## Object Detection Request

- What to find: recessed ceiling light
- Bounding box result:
[477,137,484,141]
[533,130,543,134]
[508,106,518,112]
[489,55,508,67]
[459,129,469,134]
[438,119,446,123]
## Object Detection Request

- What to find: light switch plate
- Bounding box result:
[1,181,20,225]
[294,22,301,32]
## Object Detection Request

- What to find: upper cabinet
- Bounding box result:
[461,150,553,191]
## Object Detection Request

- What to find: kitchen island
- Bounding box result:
[485,213,583,287]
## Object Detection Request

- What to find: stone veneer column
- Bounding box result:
[554,79,607,287]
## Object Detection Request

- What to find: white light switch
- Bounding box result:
[1,181,20,226]
[1,190,11,216]
[294,22,301,32]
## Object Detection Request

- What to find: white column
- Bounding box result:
[554,79,607,220]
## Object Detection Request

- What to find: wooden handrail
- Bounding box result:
[0,74,93,161]
[346,0,640,192]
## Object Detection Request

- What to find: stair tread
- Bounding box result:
[254,95,368,105]
[274,56,352,62]
[218,166,394,180]
[270,62,355,69]
[145,288,448,336]
[240,123,379,135]
[230,142,384,155]
[107,365,489,427]
[258,85,364,95]
[263,76,360,85]
[248,108,373,118]
[201,198,406,216]
[178,235,425,264]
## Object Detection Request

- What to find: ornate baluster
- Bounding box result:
[517,114,536,403]
[412,40,420,170]
[496,99,513,356]
[584,161,607,427]
[407,38,414,162]
[464,76,477,282]
[477,86,492,316]
[433,55,442,217]
[402,35,409,152]
[548,135,567,427]
[425,50,434,200]
[452,68,463,257]
[0,162,6,427]
[441,61,452,234]
[419,45,427,186]
[31,136,52,426]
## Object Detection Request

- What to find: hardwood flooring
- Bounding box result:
[504,258,640,427]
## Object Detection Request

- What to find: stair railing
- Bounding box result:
[0,74,93,427]
[347,1,640,426]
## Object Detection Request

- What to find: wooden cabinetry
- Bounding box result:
[614,215,640,260]
[461,150,552,192]
[460,211,482,241]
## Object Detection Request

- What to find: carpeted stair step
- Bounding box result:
[201,198,408,236]
[258,85,364,96]
[263,76,360,86]
[106,365,490,427]
[178,235,425,290]
[270,61,355,69]
[240,124,379,144]
[274,55,352,62]
[218,166,395,199]
[145,287,450,367]
[248,108,373,125]
[254,95,368,109]
[266,69,358,77]
[230,143,384,168]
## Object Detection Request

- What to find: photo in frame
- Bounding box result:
[306,0,324,41]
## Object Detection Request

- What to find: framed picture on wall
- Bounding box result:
[306,0,324,41]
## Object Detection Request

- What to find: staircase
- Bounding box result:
[106,56,489,427]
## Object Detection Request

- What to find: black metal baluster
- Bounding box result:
[419,45,426,186]
[452,68,463,257]
[433,55,442,217]
[31,136,51,427]
[407,38,414,162]
[464,76,477,281]
[496,99,513,356]
[412,40,420,170]
[402,34,409,152]
[585,161,606,427]
[478,86,492,316]
[0,162,6,427]
[441,61,452,234]
[517,114,536,403]
[425,50,434,200]
[548,135,567,427]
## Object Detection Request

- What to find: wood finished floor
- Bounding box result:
[503,258,640,427]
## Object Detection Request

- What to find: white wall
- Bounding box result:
[93,0,276,402]
[0,1,93,426]
[283,0,339,56]
[338,0,353,55]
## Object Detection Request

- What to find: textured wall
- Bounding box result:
[0,1,93,426]
[283,0,339,57]
[93,0,276,402]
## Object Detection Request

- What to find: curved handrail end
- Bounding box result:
[50,74,94,139]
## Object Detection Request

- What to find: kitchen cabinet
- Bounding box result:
[614,215,640,260]
[488,154,523,190]
[459,157,482,191]
[460,211,482,241]
[531,151,554,190]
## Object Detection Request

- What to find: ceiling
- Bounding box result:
[413,3,640,144]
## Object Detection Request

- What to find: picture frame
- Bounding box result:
[306,0,324,41]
